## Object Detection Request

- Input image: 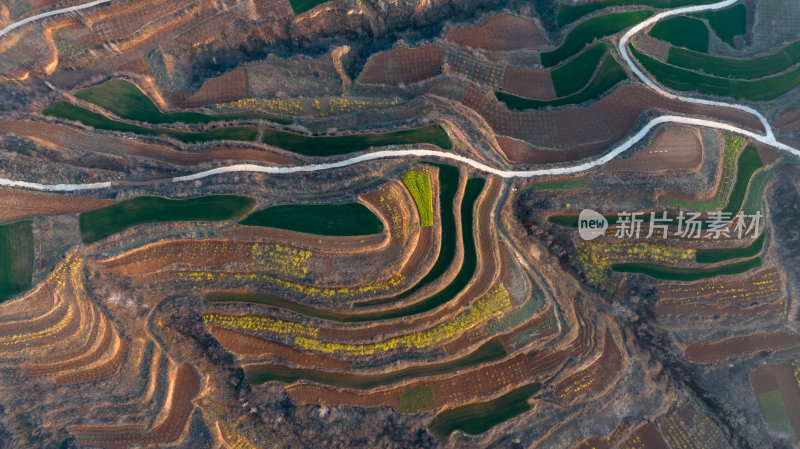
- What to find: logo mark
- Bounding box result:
[578,209,608,241]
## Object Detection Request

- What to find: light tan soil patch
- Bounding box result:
[609,125,703,173]
[173,66,248,108]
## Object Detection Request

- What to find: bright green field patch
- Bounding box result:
[694,3,746,47]
[695,232,765,264]
[43,102,452,155]
[428,383,541,439]
[668,40,800,80]
[650,16,709,53]
[240,203,384,236]
[75,79,290,125]
[758,390,790,423]
[399,385,436,412]
[612,257,762,281]
[556,0,719,27]
[542,10,653,67]
[531,176,589,191]
[79,196,254,243]
[721,145,763,215]
[288,0,328,14]
[244,339,507,388]
[632,46,800,101]
[402,170,434,227]
[551,44,609,97]
[0,221,34,302]
[496,55,627,110]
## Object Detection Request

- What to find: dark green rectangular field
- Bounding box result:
[240,203,384,236]
[79,196,255,243]
[0,220,34,302]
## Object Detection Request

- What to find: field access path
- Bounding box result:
[0,0,798,192]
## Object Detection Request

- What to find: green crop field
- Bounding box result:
[80,196,254,243]
[758,390,790,423]
[556,0,719,27]
[44,102,452,154]
[695,232,765,264]
[542,10,653,67]
[0,221,34,302]
[649,16,709,53]
[75,79,290,125]
[632,46,800,101]
[496,54,627,110]
[721,145,764,215]
[428,383,541,439]
[288,0,328,14]
[240,203,384,236]
[531,176,589,191]
[402,170,434,227]
[551,44,609,97]
[667,40,800,80]
[245,339,507,387]
[694,3,746,47]
[612,257,762,281]
[398,386,436,412]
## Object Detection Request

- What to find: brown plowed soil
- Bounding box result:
[219,225,387,252]
[358,46,444,86]
[445,15,548,51]
[684,331,800,363]
[555,331,622,401]
[25,313,113,376]
[0,187,112,222]
[464,84,764,162]
[619,422,670,449]
[211,326,351,370]
[502,68,556,101]
[173,66,249,108]
[54,337,129,385]
[609,125,703,173]
[751,364,800,437]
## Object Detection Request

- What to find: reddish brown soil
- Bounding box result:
[684,331,800,363]
[751,364,800,437]
[755,142,782,165]
[28,306,102,365]
[464,85,764,163]
[173,66,249,108]
[502,68,556,101]
[555,331,622,401]
[72,362,200,447]
[32,0,60,9]
[619,422,670,449]
[117,56,152,77]
[210,326,351,370]
[776,108,800,132]
[219,225,387,252]
[54,337,129,385]
[445,15,548,51]
[358,46,444,86]
[609,125,703,172]
[657,268,782,315]
[0,187,112,222]
[25,313,112,376]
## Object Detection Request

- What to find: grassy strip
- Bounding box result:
[695,232,765,264]
[556,0,719,27]
[402,170,434,227]
[0,221,34,302]
[288,0,328,14]
[75,79,290,125]
[551,44,609,97]
[245,338,507,388]
[496,55,627,110]
[542,10,653,67]
[693,3,746,47]
[632,46,800,101]
[667,40,800,80]
[720,145,764,215]
[649,16,709,53]
[240,203,384,236]
[79,196,254,243]
[661,135,747,211]
[612,257,761,281]
[428,383,541,439]
[44,102,452,155]
[531,176,589,191]
[354,164,460,308]
[758,390,791,423]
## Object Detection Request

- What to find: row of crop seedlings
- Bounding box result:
[444,48,504,89]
